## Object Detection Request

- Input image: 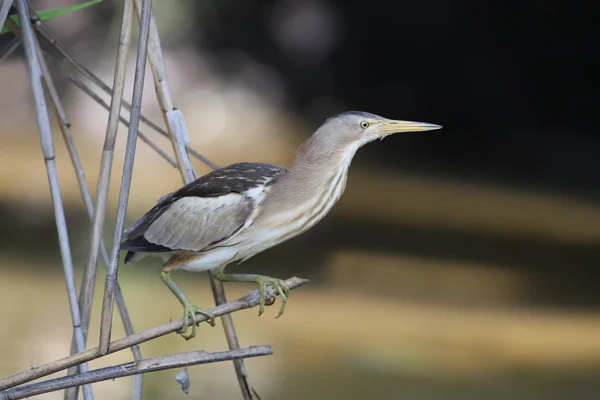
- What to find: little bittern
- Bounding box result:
[121,111,441,339]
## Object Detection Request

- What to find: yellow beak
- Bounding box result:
[376,120,442,135]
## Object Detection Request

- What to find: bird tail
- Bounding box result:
[124,251,148,264]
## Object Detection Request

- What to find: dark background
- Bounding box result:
[194,0,599,194]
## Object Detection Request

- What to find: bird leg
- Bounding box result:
[212,271,291,317]
[160,271,216,340]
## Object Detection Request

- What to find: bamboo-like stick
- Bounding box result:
[0,277,308,391]
[130,1,256,397]
[78,0,134,353]
[28,27,144,400]
[51,2,139,399]
[0,346,273,400]
[97,0,153,356]
[14,0,93,399]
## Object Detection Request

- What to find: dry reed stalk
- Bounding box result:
[77,0,134,354]
[98,0,153,355]
[0,346,273,400]
[0,277,308,392]
[14,0,92,398]
[54,1,140,399]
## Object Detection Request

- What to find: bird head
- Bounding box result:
[296,111,442,164]
[321,111,442,146]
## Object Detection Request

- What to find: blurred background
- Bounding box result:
[1,0,600,399]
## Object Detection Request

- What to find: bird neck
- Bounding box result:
[289,139,359,183]
[251,135,361,244]
[265,136,361,209]
[293,130,359,166]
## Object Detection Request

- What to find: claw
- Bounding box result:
[177,300,216,340]
[274,282,288,319]
[212,272,291,319]
[256,277,289,318]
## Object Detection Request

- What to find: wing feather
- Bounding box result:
[142,194,253,252]
[121,162,286,257]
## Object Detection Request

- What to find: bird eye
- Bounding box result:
[360,121,370,129]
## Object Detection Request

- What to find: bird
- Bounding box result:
[120,111,441,340]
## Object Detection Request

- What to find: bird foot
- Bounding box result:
[212,272,291,318]
[256,276,290,318]
[178,301,216,341]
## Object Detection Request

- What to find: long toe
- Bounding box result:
[182,311,197,340]
[197,309,217,327]
[275,280,289,318]
[177,313,191,336]
[181,324,196,341]
[177,302,200,340]
[178,308,188,333]
[257,280,267,316]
